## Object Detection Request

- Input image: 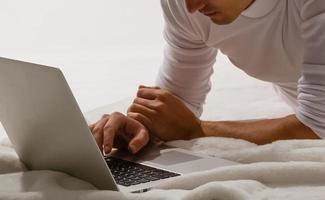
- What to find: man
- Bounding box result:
[90,0,325,155]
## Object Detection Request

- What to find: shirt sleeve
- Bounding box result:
[295,0,325,138]
[157,0,218,117]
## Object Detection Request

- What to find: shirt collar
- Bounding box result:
[241,0,280,18]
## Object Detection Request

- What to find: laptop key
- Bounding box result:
[121,182,131,187]
[138,178,150,183]
[130,181,140,186]
[147,176,160,181]
[105,157,181,186]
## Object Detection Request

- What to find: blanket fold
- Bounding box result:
[1,137,325,200]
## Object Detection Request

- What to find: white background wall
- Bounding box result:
[0,0,165,112]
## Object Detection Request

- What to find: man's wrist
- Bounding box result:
[199,120,227,138]
[189,119,206,139]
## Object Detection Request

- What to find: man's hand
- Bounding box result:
[127,86,204,141]
[89,112,149,154]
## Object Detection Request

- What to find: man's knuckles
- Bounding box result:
[92,126,103,134]
[103,124,115,133]
[156,90,171,102]
[101,114,110,119]
[128,112,142,121]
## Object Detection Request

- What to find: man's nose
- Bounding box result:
[185,0,207,13]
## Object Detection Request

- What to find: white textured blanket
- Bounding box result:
[1,136,325,200]
[0,79,323,200]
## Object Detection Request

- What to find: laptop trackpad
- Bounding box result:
[148,151,202,166]
[143,149,238,174]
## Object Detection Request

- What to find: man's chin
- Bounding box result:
[210,15,237,25]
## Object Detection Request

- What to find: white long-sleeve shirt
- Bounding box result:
[156,0,325,138]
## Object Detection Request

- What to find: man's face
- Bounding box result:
[185,0,255,24]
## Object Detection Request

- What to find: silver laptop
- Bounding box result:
[0,57,238,193]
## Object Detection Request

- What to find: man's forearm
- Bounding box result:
[199,115,320,144]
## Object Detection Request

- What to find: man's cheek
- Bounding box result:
[185,0,207,13]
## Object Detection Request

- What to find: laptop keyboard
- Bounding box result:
[105,157,180,187]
